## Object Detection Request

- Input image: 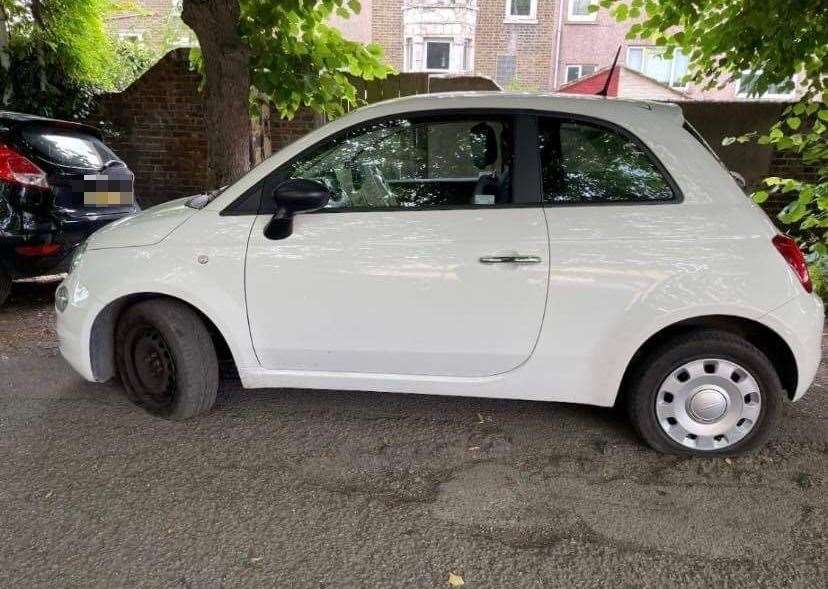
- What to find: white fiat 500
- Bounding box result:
[56,93,823,455]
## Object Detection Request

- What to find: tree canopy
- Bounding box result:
[0,0,146,118]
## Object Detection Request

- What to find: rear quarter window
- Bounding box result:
[538,117,677,204]
[21,125,119,170]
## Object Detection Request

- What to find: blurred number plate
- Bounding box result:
[82,174,134,207]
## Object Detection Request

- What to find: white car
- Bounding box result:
[55,93,824,455]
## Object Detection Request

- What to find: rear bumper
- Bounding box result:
[1,208,137,278]
[763,293,824,400]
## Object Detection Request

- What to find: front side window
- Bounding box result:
[538,117,675,204]
[285,116,514,210]
[425,40,451,70]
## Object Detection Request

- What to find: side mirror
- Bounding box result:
[265,178,330,240]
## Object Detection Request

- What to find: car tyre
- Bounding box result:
[0,268,11,307]
[626,329,783,456]
[116,299,218,419]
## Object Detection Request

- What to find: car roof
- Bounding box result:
[342,91,685,127]
[0,110,102,138]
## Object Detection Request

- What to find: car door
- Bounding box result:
[244,112,549,378]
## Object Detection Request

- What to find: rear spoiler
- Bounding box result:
[0,112,103,139]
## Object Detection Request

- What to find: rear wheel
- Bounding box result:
[626,330,783,455]
[116,299,218,419]
[0,268,11,307]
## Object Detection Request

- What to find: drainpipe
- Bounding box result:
[552,0,565,90]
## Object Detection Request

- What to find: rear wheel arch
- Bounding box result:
[617,314,798,405]
[89,292,237,382]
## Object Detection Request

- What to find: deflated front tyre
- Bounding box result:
[115,298,218,419]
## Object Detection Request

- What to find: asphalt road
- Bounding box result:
[1,278,826,588]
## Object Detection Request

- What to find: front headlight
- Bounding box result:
[69,241,88,274]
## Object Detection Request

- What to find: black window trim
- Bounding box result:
[221,107,683,215]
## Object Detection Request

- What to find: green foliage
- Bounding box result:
[238,0,392,119]
[0,0,127,119]
[811,259,827,299]
[602,0,827,264]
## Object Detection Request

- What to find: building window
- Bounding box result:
[736,71,795,99]
[627,47,689,88]
[568,0,597,22]
[463,39,473,73]
[505,0,537,22]
[118,31,144,42]
[565,64,596,83]
[405,38,414,72]
[495,55,517,86]
[425,39,451,71]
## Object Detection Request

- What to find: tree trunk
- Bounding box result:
[0,3,12,105]
[182,0,251,189]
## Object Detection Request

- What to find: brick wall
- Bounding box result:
[474,0,557,91]
[92,49,208,208]
[372,0,405,69]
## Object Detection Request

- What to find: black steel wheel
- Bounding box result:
[116,299,219,419]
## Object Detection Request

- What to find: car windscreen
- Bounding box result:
[20,125,120,170]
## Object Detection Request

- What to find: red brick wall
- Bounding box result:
[372,0,404,69]
[92,49,209,208]
[469,0,558,91]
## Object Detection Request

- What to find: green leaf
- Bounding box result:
[753,190,769,204]
[786,117,801,130]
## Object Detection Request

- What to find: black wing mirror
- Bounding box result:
[265,178,330,240]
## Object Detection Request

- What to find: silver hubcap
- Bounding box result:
[656,358,762,450]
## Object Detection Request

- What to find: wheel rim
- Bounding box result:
[655,358,762,451]
[128,326,176,408]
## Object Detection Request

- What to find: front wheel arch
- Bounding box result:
[617,315,798,406]
[89,293,237,383]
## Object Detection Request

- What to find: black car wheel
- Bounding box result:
[116,299,218,419]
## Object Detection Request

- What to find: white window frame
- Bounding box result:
[565,65,583,83]
[568,0,598,22]
[626,46,689,89]
[504,0,538,23]
[423,38,452,72]
[404,38,414,72]
[565,64,596,83]
[462,39,473,73]
[736,70,796,99]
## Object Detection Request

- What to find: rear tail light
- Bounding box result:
[15,243,61,257]
[0,144,49,189]
[772,234,812,293]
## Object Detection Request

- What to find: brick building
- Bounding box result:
[341,0,800,100]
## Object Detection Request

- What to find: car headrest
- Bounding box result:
[470,122,498,169]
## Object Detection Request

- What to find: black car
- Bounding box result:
[0,111,138,306]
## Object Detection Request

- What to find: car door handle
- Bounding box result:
[479,255,542,264]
